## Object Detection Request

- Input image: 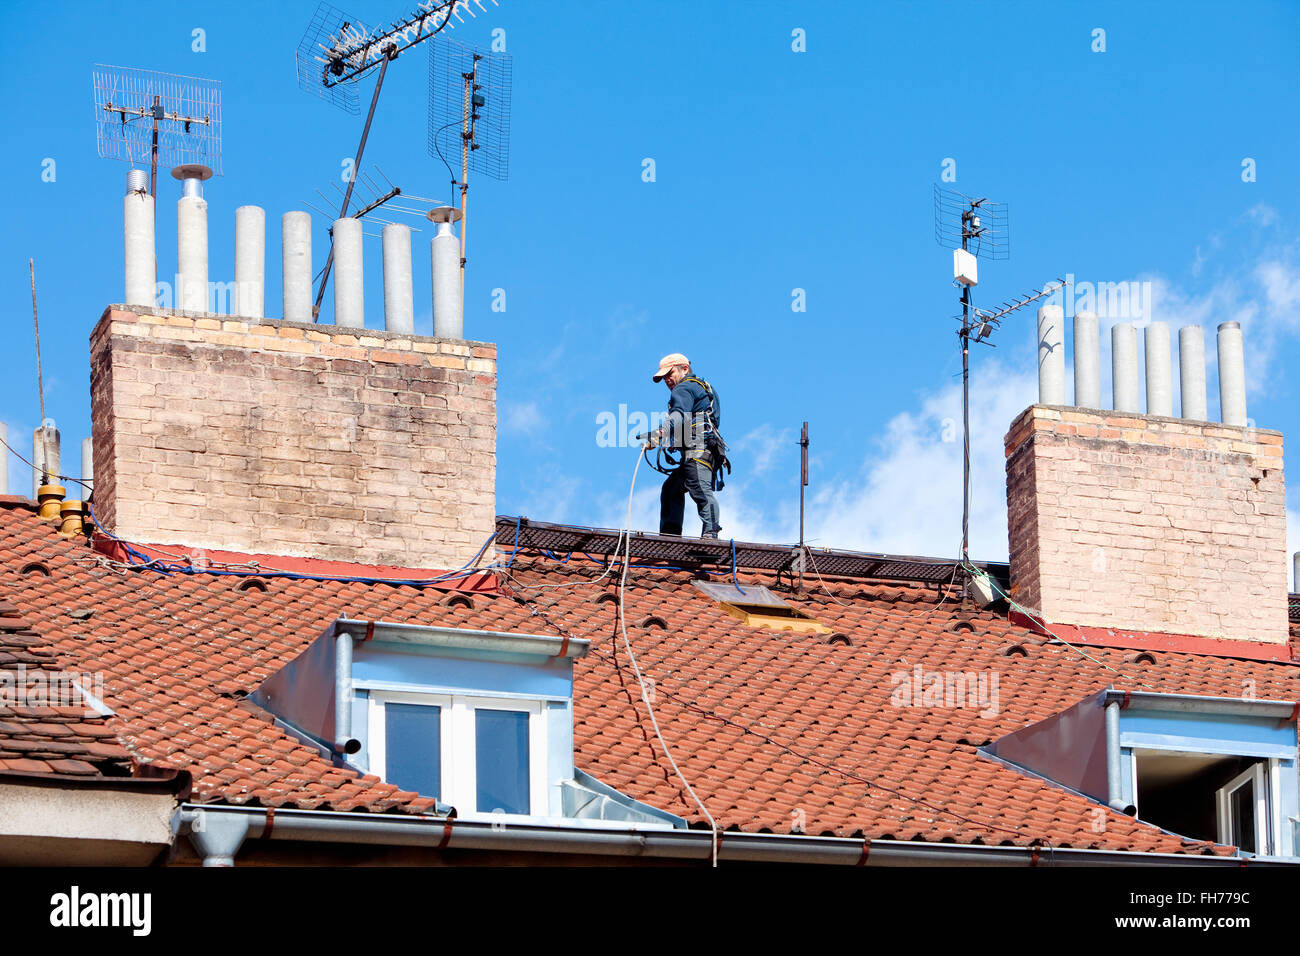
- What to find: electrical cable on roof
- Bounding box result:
[612,452,720,865]
[0,434,92,495]
[498,539,1194,849]
[81,501,512,588]
[961,560,1155,691]
[803,549,854,607]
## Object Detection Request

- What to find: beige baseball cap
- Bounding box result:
[653,352,690,382]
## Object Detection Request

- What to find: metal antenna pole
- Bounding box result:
[29,259,44,429]
[960,265,971,581]
[149,95,161,198]
[798,421,809,592]
[958,202,978,600]
[458,55,481,303]
[313,48,396,320]
[29,259,48,485]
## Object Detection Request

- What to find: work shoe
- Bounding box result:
[702,531,720,539]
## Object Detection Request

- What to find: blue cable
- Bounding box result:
[85,501,506,588]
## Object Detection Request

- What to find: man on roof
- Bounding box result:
[646,353,728,539]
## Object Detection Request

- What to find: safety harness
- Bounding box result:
[644,376,732,491]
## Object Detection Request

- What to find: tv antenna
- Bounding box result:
[294,0,495,319]
[427,35,512,303]
[933,185,1065,585]
[303,164,451,241]
[93,64,222,197]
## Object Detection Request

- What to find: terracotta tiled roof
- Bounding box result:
[0,560,133,777]
[1,499,1296,852]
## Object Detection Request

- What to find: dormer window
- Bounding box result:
[250,618,684,828]
[987,690,1300,858]
[367,692,546,815]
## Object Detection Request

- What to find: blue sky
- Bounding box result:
[2,0,1299,571]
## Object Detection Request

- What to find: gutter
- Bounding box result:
[176,804,1293,867]
[334,619,589,660]
[1101,689,1299,719]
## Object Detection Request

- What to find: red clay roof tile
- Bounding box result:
[1,501,1297,850]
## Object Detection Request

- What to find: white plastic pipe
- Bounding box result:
[1294,551,1300,593]
[81,437,93,494]
[32,423,60,498]
[1144,322,1173,417]
[1073,310,1100,408]
[123,177,155,309]
[432,221,462,339]
[177,194,209,312]
[382,223,414,334]
[1037,305,1066,405]
[332,218,364,328]
[1112,323,1140,413]
[1217,321,1247,426]
[1178,325,1207,421]
[234,205,265,319]
[282,212,313,323]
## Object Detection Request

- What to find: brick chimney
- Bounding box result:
[89,307,496,570]
[1005,406,1287,646]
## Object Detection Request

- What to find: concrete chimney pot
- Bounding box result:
[1179,325,1208,421]
[281,212,313,323]
[382,223,415,335]
[332,218,364,328]
[32,423,61,500]
[1037,305,1067,405]
[1111,324,1140,413]
[177,195,209,313]
[234,205,266,319]
[1217,321,1247,426]
[1073,310,1100,408]
[1144,322,1173,418]
[124,187,156,308]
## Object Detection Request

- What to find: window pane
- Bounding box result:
[384,703,441,799]
[1230,778,1255,854]
[476,709,530,815]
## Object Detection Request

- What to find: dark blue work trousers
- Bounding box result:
[660,455,721,537]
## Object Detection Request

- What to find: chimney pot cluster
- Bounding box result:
[120,171,465,335]
[1036,307,1248,425]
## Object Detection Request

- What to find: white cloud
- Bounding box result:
[501,401,545,434]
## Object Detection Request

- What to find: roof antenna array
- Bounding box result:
[427,35,512,302]
[92,64,222,197]
[302,164,452,241]
[933,185,1064,593]
[294,0,496,319]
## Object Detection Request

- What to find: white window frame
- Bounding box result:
[1216,761,1273,856]
[367,691,452,797]
[368,691,547,817]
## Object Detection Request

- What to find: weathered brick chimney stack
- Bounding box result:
[1005,405,1287,646]
[89,307,496,570]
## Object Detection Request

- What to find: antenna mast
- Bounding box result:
[428,35,511,313]
[798,421,809,592]
[934,186,1065,593]
[93,65,223,198]
[295,0,495,319]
